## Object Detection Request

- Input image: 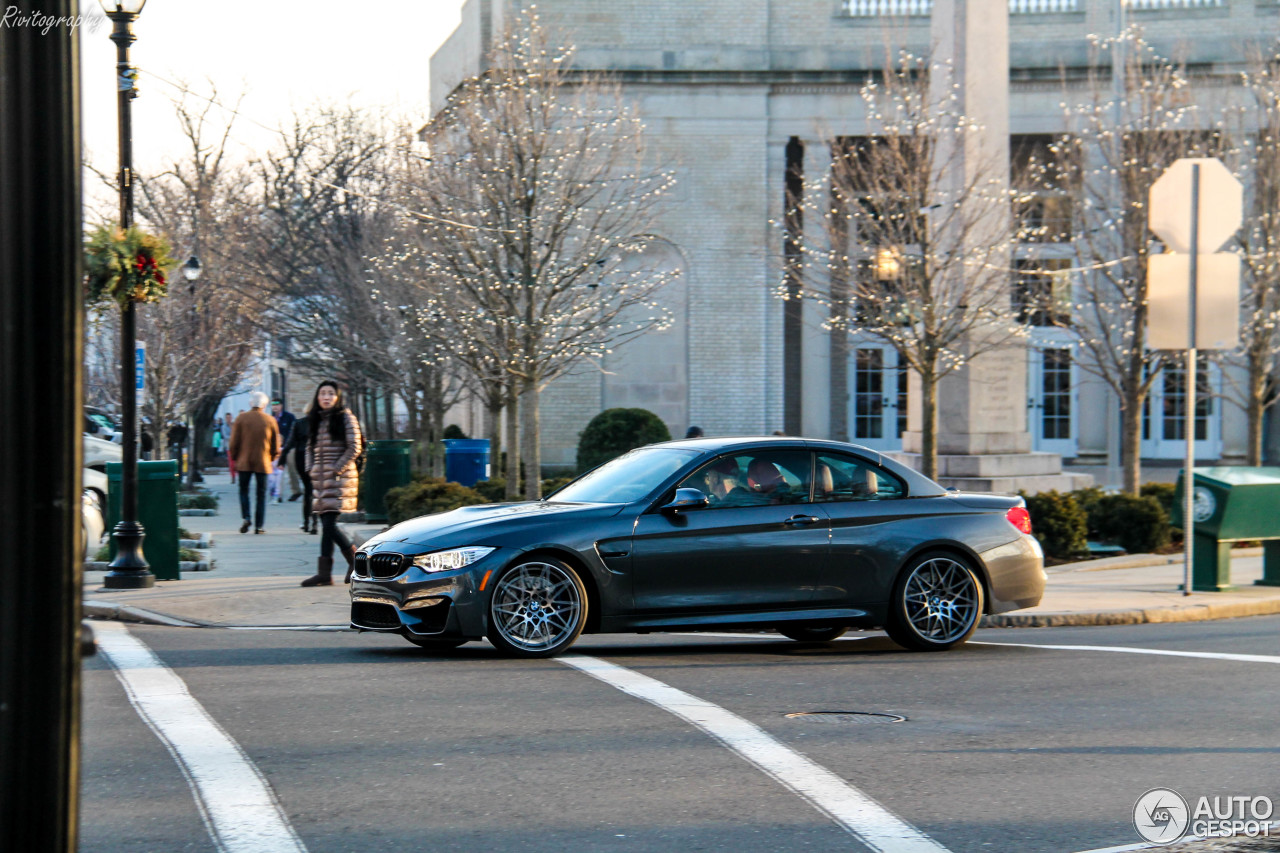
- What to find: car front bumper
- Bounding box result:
[348,549,503,639]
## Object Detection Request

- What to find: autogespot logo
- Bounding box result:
[1134,788,1191,845]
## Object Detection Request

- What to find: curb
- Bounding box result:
[981,598,1280,628]
[83,598,208,628]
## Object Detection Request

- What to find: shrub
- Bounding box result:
[1022,490,1089,560]
[442,424,468,440]
[1092,493,1171,554]
[1069,486,1107,533]
[541,476,576,498]
[176,492,217,510]
[576,408,672,472]
[384,477,488,525]
[1140,482,1178,521]
[473,478,509,502]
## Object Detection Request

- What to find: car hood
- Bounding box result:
[369,501,627,548]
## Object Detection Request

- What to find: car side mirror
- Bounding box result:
[662,488,709,514]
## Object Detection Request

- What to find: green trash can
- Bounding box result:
[1172,466,1280,591]
[105,460,181,581]
[361,439,413,523]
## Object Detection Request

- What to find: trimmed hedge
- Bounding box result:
[1090,493,1171,554]
[384,477,488,525]
[1140,482,1178,522]
[1022,490,1089,560]
[576,408,671,472]
[176,492,217,509]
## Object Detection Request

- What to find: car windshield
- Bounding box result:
[550,447,699,504]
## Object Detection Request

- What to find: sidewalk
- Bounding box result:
[83,478,1280,630]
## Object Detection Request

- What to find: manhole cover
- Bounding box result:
[784,711,906,724]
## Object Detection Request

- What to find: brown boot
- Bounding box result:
[341,545,356,584]
[301,556,334,587]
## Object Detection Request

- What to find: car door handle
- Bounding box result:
[784,515,821,526]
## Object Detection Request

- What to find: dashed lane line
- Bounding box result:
[560,654,951,853]
[972,641,1280,665]
[94,621,308,853]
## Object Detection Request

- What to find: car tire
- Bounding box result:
[885,551,984,651]
[486,557,588,658]
[777,625,847,642]
[401,632,468,651]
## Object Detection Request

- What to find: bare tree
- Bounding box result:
[402,11,678,499]
[238,104,396,407]
[795,51,1022,480]
[1043,30,1228,493]
[129,83,258,474]
[1217,52,1280,466]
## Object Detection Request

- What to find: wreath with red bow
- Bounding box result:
[84,225,177,307]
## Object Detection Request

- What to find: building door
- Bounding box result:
[1028,346,1077,457]
[849,346,906,451]
[1141,360,1221,459]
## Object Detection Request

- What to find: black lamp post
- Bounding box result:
[100,0,153,590]
[182,256,202,486]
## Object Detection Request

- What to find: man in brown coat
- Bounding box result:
[229,391,279,534]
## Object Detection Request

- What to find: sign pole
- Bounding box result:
[1183,164,1200,597]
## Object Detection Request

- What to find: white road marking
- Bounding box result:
[94,621,308,853]
[560,654,950,853]
[973,641,1280,665]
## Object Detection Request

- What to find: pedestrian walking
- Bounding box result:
[271,398,301,501]
[229,392,279,535]
[279,414,314,533]
[301,380,363,587]
[221,412,236,483]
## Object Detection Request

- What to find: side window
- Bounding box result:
[678,451,813,507]
[813,453,905,502]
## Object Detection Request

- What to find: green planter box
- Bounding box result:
[105,460,181,581]
[1173,467,1280,591]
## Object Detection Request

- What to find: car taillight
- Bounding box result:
[1006,506,1032,535]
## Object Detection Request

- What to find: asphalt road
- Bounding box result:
[80,617,1280,853]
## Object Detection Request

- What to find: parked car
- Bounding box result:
[84,433,122,472]
[84,406,121,443]
[351,437,1046,658]
[83,467,107,561]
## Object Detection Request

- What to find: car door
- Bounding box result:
[811,452,917,605]
[629,450,830,613]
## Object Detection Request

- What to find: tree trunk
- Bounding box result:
[1120,397,1143,495]
[520,377,541,500]
[486,394,503,483]
[504,383,520,500]
[1248,360,1266,467]
[920,369,938,482]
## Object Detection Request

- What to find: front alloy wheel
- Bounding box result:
[487,558,587,658]
[885,552,984,651]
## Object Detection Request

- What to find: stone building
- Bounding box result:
[431,0,1279,486]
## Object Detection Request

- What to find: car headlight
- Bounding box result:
[412,547,495,573]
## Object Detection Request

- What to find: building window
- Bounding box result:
[841,0,1079,15]
[1013,135,1075,244]
[1014,259,1072,326]
[854,349,885,440]
[1159,362,1211,441]
[1041,349,1072,440]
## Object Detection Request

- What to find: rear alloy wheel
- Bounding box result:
[885,552,984,651]
[487,558,588,658]
[401,632,468,651]
[777,625,847,642]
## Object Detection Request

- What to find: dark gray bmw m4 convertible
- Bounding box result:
[350,436,1045,657]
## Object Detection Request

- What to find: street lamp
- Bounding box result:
[100,0,152,589]
[182,255,202,288]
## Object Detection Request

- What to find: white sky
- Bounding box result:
[79,0,465,188]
